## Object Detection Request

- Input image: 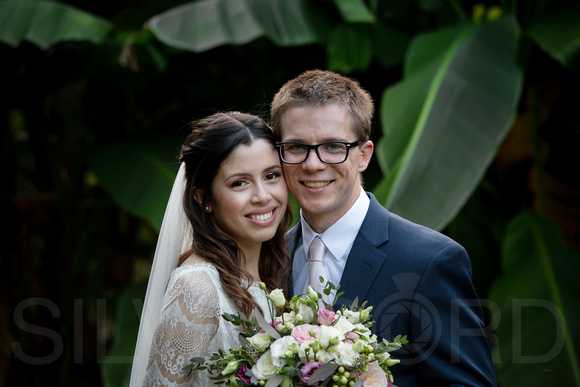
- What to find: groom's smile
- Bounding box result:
[302,180,332,189]
[279,103,373,232]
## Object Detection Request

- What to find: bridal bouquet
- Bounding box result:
[184,280,407,386]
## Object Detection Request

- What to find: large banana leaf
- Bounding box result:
[489,212,580,386]
[327,24,372,73]
[527,2,580,70]
[148,0,330,52]
[373,16,522,231]
[0,0,111,49]
[332,0,375,23]
[86,137,180,231]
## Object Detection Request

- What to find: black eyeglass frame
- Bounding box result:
[275,140,362,165]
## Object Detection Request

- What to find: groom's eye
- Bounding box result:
[287,143,307,153]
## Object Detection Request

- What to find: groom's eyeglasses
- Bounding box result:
[276,140,361,165]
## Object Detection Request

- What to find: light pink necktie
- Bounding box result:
[309,237,328,298]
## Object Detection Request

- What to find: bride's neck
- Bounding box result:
[240,243,262,282]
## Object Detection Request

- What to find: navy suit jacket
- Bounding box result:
[287,192,497,386]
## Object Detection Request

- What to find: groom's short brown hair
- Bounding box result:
[270,70,374,141]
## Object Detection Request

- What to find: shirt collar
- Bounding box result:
[301,187,370,262]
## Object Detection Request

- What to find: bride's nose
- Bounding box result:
[252,183,271,203]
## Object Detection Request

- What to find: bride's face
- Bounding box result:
[209,139,288,250]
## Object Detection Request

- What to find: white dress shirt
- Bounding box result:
[292,187,370,297]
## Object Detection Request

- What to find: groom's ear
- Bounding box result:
[358,140,374,173]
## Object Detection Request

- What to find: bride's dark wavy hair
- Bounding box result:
[178,111,292,317]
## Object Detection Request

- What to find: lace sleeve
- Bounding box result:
[143,269,220,386]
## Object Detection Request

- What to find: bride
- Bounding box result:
[130,112,292,386]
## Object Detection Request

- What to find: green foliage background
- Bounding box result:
[1,0,579,386]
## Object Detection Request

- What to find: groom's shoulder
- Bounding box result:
[366,192,459,248]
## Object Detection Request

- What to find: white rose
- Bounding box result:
[333,316,356,337]
[252,350,277,380]
[283,311,296,324]
[269,335,297,367]
[298,303,314,324]
[338,309,361,324]
[353,323,371,339]
[248,332,272,353]
[319,325,341,349]
[315,349,336,363]
[332,342,360,367]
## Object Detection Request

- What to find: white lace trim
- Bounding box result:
[142,262,271,386]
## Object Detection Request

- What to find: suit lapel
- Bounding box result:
[285,224,302,296]
[336,193,391,307]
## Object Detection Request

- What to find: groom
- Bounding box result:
[271,70,497,386]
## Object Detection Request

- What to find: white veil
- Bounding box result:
[129,162,192,387]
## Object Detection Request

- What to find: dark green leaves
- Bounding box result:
[0,0,111,48]
[87,139,179,231]
[527,2,580,70]
[374,17,522,230]
[148,0,327,52]
[489,212,580,386]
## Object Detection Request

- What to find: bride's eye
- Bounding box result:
[231,180,248,188]
[265,172,281,181]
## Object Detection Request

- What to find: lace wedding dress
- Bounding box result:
[142,262,272,386]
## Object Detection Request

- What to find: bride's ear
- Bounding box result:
[194,188,212,212]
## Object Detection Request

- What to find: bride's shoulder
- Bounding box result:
[176,254,217,274]
[180,253,209,267]
[165,257,220,302]
[168,254,218,287]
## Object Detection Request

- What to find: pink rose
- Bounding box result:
[259,320,282,334]
[291,324,321,343]
[317,308,336,326]
[299,361,325,385]
[346,331,360,344]
[360,363,390,387]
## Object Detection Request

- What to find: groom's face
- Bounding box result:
[279,103,373,232]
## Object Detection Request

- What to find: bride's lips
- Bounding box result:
[245,207,277,225]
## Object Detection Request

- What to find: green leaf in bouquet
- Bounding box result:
[322,299,333,310]
[222,313,240,324]
[265,374,285,387]
[308,363,339,385]
[332,291,345,306]
[255,310,281,339]
[183,356,209,375]
[349,296,359,309]
[352,379,364,387]
[238,334,250,348]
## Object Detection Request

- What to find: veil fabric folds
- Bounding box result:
[129,162,191,387]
